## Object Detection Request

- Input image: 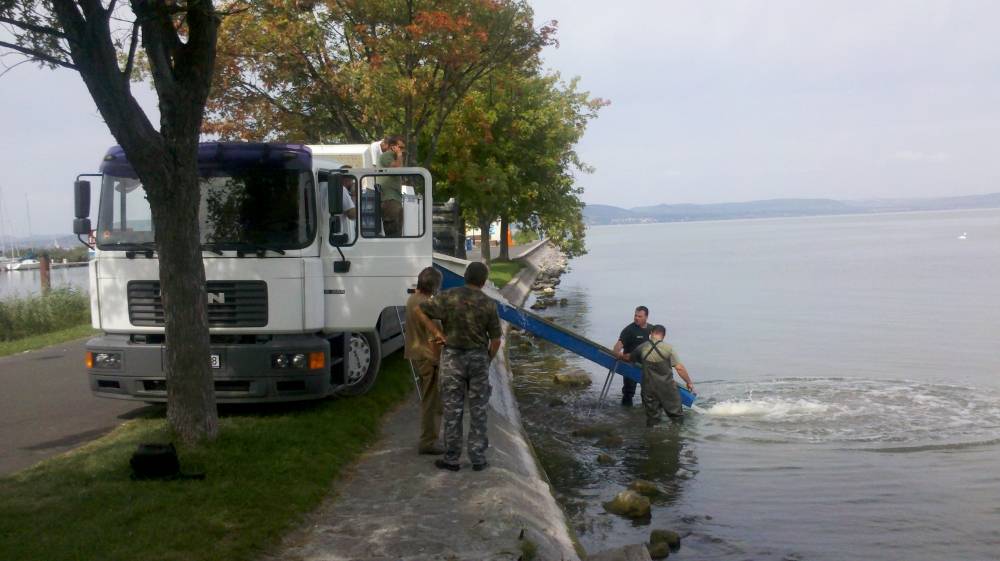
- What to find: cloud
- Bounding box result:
[893,150,952,163]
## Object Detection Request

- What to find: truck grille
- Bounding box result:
[127,281,268,327]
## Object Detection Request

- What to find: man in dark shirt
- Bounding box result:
[613,305,652,406]
[418,262,502,471]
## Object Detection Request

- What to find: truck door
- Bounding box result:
[321,167,433,332]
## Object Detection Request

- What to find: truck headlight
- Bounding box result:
[272,353,310,369]
[272,354,290,369]
[93,352,122,370]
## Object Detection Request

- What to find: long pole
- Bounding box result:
[39,254,51,294]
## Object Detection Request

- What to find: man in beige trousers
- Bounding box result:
[405,266,445,454]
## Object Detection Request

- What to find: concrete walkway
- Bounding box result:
[463,239,548,263]
[266,242,579,561]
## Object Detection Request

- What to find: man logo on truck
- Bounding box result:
[207,292,226,305]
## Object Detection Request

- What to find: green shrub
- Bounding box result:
[0,289,90,341]
[513,229,540,245]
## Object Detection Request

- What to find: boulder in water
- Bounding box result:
[597,453,615,466]
[646,541,670,559]
[649,529,681,548]
[629,480,661,497]
[553,370,591,387]
[603,490,651,519]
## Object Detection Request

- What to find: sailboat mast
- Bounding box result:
[24,193,32,241]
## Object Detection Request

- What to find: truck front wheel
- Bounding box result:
[335,331,382,396]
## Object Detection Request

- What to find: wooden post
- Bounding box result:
[39,254,51,295]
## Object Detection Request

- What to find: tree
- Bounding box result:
[205,0,553,166]
[432,68,605,261]
[1,0,220,442]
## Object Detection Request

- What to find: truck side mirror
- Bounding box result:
[73,218,91,236]
[329,182,345,215]
[74,180,90,218]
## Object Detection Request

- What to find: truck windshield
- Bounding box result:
[96,169,316,250]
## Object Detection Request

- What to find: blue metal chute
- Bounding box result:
[432,262,696,408]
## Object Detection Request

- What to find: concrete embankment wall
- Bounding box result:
[435,243,581,560]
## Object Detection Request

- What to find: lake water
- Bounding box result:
[509,209,1000,560]
[0,266,88,300]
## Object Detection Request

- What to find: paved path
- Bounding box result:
[0,339,149,476]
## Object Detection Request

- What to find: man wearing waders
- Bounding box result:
[630,325,695,426]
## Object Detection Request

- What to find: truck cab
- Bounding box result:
[74,142,432,402]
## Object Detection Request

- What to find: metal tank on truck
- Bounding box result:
[71,142,432,402]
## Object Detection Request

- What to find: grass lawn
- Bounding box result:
[0,354,414,561]
[0,323,96,358]
[489,260,526,288]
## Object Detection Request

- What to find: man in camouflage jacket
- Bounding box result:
[419,262,502,471]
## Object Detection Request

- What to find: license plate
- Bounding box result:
[210,354,221,369]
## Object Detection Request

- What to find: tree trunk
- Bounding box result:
[498,215,510,261]
[145,154,218,445]
[479,215,492,263]
[34,0,221,445]
[454,208,467,259]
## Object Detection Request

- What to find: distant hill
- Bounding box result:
[584,193,1000,225]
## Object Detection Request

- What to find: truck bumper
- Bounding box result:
[86,334,333,403]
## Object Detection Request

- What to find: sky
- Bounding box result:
[2,1,1000,237]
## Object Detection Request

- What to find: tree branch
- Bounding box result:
[0,16,69,38]
[0,39,78,70]
[123,19,139,81]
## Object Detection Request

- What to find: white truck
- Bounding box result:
[72,142,433,402]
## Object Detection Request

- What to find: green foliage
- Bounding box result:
[433,69,605,258]
[512,229,539,245]
[0,288,90,341]
[0,355,414,561]
[207,0,553,165]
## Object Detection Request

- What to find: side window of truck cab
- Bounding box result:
[358,172,427,239]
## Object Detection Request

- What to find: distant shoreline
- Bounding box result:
[584,204,1000,228]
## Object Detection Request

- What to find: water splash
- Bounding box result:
[694,378,1000,449]
[704,397,829,419]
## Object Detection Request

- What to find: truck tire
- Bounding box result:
[335,331,382,396]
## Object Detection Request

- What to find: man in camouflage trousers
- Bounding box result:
[630,324,695,427]
[418,262,502,471]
